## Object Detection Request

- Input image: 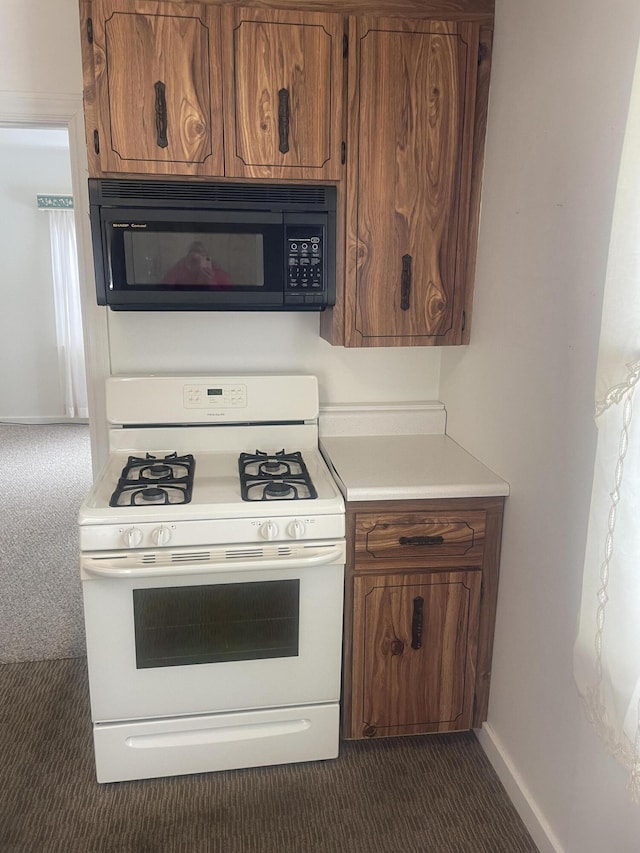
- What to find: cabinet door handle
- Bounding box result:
[400,254,412,310]
[278,88,290,154]
[154,81,168,149]
[398,535,444,546]
[411,596,424,650]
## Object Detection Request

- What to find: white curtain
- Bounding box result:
[48,208,88,419]
[574,39,640,800]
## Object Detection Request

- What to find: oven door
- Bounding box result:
[81,541,345,723]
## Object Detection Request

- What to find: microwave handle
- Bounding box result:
[81,543,344,579]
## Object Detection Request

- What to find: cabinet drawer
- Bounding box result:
[354,511,486,569]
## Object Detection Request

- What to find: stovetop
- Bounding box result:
[79,443,344,551]
[79,375,345,551]
[107,448,322,508]
[84,445,341,517]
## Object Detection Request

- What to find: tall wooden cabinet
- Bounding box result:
[319,4,494,348]
[343,18,481,346]
[343,497,504,740]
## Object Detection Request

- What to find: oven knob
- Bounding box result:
[260,520,279,540]
[151,525,171,546]
[287,519,306,539]
[123,527,143,548]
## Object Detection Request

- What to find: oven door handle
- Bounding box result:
[81,543,345,578]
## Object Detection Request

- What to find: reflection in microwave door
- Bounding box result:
[161,241,232,287]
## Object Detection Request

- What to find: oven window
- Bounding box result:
[133,580,300,669]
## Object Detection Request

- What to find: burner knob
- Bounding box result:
[259,520,279,541]
[151,525,171,546]
[123,527,143,549]
[287,519,306,539]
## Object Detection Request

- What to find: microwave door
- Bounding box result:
[102,210,285,310]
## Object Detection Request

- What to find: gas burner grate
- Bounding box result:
[238,450,317,501]
[109,452,195,507]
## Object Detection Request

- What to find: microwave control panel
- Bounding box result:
[285,226,324,305]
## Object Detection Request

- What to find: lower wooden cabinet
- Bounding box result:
[342,497,504,740]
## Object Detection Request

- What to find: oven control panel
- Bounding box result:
[183,383,247,409]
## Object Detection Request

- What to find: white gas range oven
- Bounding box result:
[78,375,345,783]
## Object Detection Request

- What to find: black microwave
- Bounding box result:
[88,179,336,312]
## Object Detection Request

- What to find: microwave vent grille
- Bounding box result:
[93,179,332,210]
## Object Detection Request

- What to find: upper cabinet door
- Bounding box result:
[90,0,223,176]
[346,17,480,346]
[222,7,344,180]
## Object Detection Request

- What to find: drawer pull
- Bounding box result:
[411,596,424,650]
[398,535,445,546]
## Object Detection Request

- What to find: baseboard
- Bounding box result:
[475,724,565,853]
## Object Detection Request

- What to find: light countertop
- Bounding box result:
[319,433,509,502]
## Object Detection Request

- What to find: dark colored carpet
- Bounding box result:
[0,657,538,853]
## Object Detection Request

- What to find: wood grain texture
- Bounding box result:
[154,0,495,23]
[319,179,347,344]
[80,0,102,177]
[355,510,486,567]
[222,6,344,179]
[345,17,479,345]
[350,570,480,737]
[91,0,223,175]
[472,495,504,725]
[461,23,493,344]
[342,497,504,740]
[340,506,358,736]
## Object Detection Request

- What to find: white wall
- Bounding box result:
[108,312,441,404]
[0,128,72,419]
[440,1,640,850]
[0,0,82,95]
[0,0,109,463]
[0,0,442,418]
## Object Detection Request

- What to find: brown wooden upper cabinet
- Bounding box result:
[221,7,344,180]
[84,0,344,180]
[88,0,224,176]
[342,16,484,346]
